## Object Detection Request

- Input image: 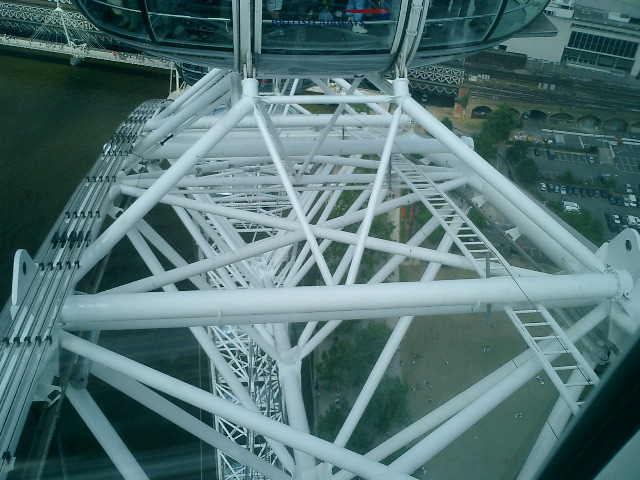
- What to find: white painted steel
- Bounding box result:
[61,274,621,325]
[91,364,293,480]
[6,67,636,480]
[147,137,450,161]
[332,304,611,480]
[59,332,416,480]
[66,388,149,480]
[399,95,608,274]
[76,91,256,280]
[182,114,413,130]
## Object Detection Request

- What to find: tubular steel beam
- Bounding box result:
[61,273,622,326]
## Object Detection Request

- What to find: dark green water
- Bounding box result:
[1,47,217,479]
[0,47,169,301]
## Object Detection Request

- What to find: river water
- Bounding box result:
[1,48,217,479]
[0,47,169,302]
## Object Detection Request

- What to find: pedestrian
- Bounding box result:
[345,0,368,34]
[266,0,285,36]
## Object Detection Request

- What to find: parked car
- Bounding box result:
[539,182,547,192]
[587,156,595,164]
[625,183,633,194]
[587,189,595,197]
[533,148,540,157]
[599,174,611,184]
[580,188,586,197]
[616,196,624,206]
[624,196,631,207]
[609,195,616,205]
[547,149,557,160]
[560,185,567,195]
[594,190,601,198]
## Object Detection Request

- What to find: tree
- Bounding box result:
[505,140,529,164]
[456,93,470,108]
[346,322,392,387]
[324,186,395,283]
[482,105,517,142]
[317,321,392,389]
[560,208,605,246]
[547,199,562,212]
[544,203,605,247]
[473,130,498,160]
[515,157,539,185]
[468,208,488,230]
[404,202,434,241]
[363,375,409,432]
[316,338,349,390]
[604,177,617,191]
[317,401,350,441]
[317,375,409,454]
[470,105,518,161]
[557,170,575,185]
[315,323,411,454]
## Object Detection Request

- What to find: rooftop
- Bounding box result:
[574,0,640,34]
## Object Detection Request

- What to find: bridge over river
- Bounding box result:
[0,0,171,69]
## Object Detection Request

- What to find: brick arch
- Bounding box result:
[576,115,601,130]
[603,118,628,132]
[550,112,574,126]
[471,105,492,119]
[523,109,546,120]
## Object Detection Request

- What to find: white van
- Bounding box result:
[562,201,580,213]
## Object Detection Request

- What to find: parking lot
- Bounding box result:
[554,151,599,165]
[539,130,601,150]
[539,170,600,185]
[537,179,640,238]
[613,143,640,174]
[528,130,640,241]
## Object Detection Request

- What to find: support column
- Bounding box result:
[66,387,148,480]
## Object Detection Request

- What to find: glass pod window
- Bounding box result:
[146,0,234,49]
[77,0,147,40]
[488,0,546,41]
[419,0,503,49]
[260,0,404,54]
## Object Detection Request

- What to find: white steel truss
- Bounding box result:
[0,2,95,31]
[3,69,640,480]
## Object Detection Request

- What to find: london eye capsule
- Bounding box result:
[74,0,553,76]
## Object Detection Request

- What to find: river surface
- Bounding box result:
[0,47,169,301]
[1,47,217,479]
